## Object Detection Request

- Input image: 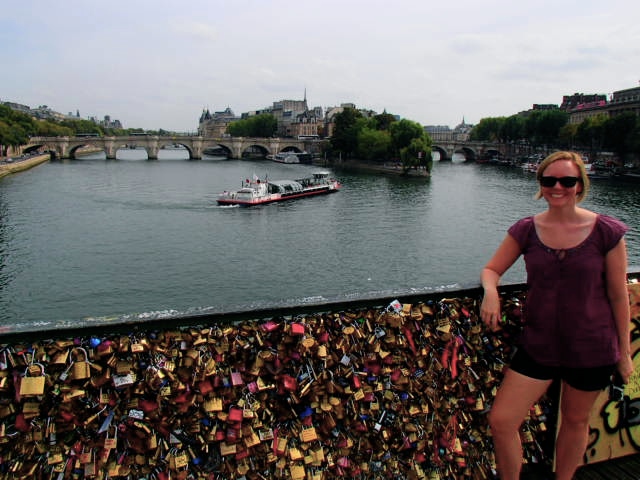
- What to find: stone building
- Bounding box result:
[198,107,238,137]
[425,118,473,142]
[608,86,640,118]
[562,86,640,124]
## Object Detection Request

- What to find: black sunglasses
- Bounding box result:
[539,176,580,188]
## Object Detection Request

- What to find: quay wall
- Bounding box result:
[0,154,50,179]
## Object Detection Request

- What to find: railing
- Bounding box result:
[1,271,638,479]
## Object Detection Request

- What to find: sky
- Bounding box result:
[1,0,639,132]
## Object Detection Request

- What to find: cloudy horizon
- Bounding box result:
[2,0,638,132]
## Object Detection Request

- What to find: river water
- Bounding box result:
[1,150,639,330]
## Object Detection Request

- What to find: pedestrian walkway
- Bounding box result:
[575,454,640,479]
[521,453,640,479]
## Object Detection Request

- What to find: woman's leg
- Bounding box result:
[488,368,552,480]
[554,382,601,480]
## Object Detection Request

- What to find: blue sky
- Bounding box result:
[2,0,638,132]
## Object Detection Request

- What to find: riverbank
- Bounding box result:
[0,153,50,179]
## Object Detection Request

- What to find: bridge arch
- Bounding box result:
[202,142,232,158]
[431,145,448,162]
[241,143,271,158]
[454,147,478,163]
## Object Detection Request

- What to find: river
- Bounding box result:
[0,149,638,330]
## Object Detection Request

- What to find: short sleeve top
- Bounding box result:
[508,214,628,368]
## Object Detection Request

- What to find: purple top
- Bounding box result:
[508,214,628,368]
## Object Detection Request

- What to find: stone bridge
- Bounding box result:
[25,136,313,160]
[26,136,509,162]
[431,140,509,162]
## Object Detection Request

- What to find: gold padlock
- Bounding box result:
[19,363,46,396]
[71,347,91,380]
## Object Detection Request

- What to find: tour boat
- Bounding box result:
[217,171,341,206]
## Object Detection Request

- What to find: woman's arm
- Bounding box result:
[480,234,522,331]
[605,238,633,383]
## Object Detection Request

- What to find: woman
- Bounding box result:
[480,151,633,480]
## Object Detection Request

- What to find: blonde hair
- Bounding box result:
[535,151,590,202]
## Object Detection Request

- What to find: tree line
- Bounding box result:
[471,109,640,162]
[325,108,433,173]
[0,105,174,157]
[3,102,638,167]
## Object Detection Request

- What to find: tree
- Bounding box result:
[400,136,433,173]
[389,119,425,156]
[251,114,278,138]
[59,119,103,135]
[330,107,363,158]
[373,111,396,131]
[576,114,607,157]
[522,109,568,149]
[470,117,505,142]
[357,127,391,161]
[500,115,525,143]
[603,112,638,157]
[558,123,579,150]
[227,114,277,138]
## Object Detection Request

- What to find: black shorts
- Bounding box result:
[509,347,616,391]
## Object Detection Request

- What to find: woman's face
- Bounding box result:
[539,159,582,206]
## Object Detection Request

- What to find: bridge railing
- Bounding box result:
[1,270,638,478]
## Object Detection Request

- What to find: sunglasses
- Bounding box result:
[539,176,580,188]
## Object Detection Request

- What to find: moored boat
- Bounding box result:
[217,172,341,206]
[267,151,312,164]
[269,152,300,164]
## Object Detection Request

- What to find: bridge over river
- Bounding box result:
[25,135,508,161]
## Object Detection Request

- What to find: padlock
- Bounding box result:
[19,363,46,397]
[71,347,91,380]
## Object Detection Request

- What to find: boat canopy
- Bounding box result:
[269,180,304,193]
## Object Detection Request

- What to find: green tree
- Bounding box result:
[35,119,73,137]
[500,115,525,143]
[357,127,391,161]
[227,119,250,137]
[576,114,607,157]
[330,107,363,158]
[373,111,397,131]
[400,136,433,173]
[603,112,638,157]
[251,114,278,137]
[470,117,505,141]
[59,119,103,135]
[227,114,277,138]
[558,123,579,150]
[389,119,425,155]
[523,109,568,149]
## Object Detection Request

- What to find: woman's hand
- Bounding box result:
[617,353,634,384]
[480,289,502,331]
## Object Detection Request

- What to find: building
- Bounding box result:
[562,86,640,124]
[560,93,607,111]
[608,86,640,118]
[424,118,473,142]
[90,115,123,129]
[287,109,323,139]
[198,107,238,137]
[2,100,123,127]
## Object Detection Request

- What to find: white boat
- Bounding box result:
[217,172,341,207]
[269,152,301,164]
[521,162,539,173]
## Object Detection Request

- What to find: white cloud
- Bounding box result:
[2,0,639,131]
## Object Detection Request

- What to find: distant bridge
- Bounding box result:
[431,140,509,162]
[25,135,312,160]
[25,135,509,162]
